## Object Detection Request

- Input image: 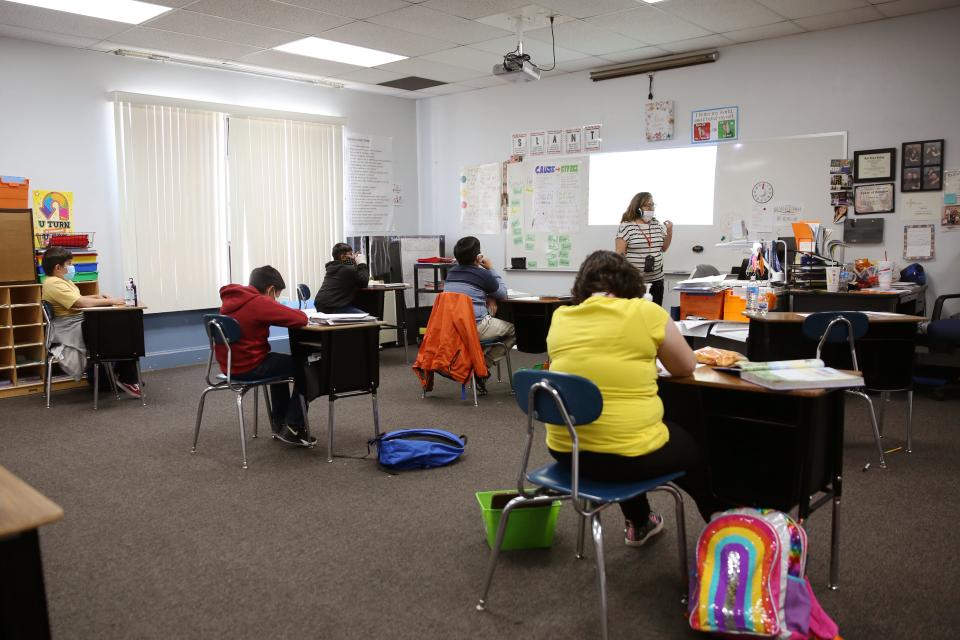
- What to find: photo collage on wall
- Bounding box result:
[829,159,852,223]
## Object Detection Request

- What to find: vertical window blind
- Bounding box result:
[114,97,343,313]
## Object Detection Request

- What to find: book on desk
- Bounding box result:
[733,359,863,390]
[306,311,376,326]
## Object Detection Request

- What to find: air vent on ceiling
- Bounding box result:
[378,76,447,91]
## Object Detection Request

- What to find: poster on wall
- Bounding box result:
[527,158,587,234]
[944,168,959,205]
[344,133,393,234]
[460,162,502,235]
[511,132,528,156]
[529,131,545,155]
[564,128,582,154]
[32,190,74,249]
[583,124,602,151]
[691,106,739,144]
[546,129,563,154]
[903,224,934,260]
[645,101,674,142]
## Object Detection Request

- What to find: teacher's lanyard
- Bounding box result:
[639,225,653,248]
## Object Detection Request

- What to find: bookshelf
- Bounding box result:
[0,281,98,399]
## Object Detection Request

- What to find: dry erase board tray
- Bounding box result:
[505,268,578,273]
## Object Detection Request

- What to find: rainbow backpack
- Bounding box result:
[688,508,841,639]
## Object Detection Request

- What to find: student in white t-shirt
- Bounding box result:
[614,192,673,305]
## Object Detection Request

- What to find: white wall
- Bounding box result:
[0,36,420,296]
[417,8,960,307]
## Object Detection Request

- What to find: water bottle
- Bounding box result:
[124,278,137,307]
[746,276,759,314]
[757,285,769,316]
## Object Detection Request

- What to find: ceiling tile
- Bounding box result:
[655,0,786,32]
[526,19,647,55]
[143,10,300,48]
[599,45,670,63]
[419,0,531,20]
[754,0,871,19]
[474,5,576,31]
[586,6,711,44]
[184,0,352,34]
[366,5,512,44]
[108,27,261,59]
[235,49,364,75]
[555,56,609,72]
[0,3,132,40]
[0,23,99,48]
[328,67,407,83]
[470,35,588,62]
[793,5,884,29]
[282,0,411,19]
[375,57,487,82]
[414,82,465,95]
[419,46,504,72]
[458,74,511,87]
[534,0,643,19]
[658,34,735,53]
[875,0,960,16]
[722,20,805,42]
[321,21,457,56]
[148,0,198,6]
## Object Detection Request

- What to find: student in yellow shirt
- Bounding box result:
[41,247,142,397]
[545,250,724,546]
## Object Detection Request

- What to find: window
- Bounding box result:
[587,146,718,226]
[113,95,343,313]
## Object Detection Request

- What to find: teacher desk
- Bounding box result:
[658,366,847,588]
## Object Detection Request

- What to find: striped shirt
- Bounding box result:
[618,219,665,282]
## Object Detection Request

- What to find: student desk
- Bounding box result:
[353,283,412,362]
[288,321,382,462]
[745,312,923,390]
[81,306,146,408]
[0,465,63,639]
[658,366,846,588]
[496,296,572,354]
[785,285,926,315]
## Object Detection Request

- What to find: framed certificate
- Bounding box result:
[853,148,896,183]
[854,183,895,214]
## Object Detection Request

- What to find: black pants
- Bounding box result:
[646,279,665,306]
[549,421,726,523]
[232,353,306,428]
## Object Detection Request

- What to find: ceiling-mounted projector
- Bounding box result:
[493,58,541,82]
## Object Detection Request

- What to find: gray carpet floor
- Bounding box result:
[1,348,958,639]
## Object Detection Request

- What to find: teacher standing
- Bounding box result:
[615,192,673,306]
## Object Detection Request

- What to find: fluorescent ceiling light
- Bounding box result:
[5,0,173,24]
[640,0,666,3]
[274,37,406,68]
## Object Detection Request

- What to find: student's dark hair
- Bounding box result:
[453,236,481,265]
[570,250,646,304]
[620,192,654,223]
[248,266,286,295]
[42,246,73,277]
[331,242,353,261]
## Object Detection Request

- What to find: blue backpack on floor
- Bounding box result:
[368,429,467,470]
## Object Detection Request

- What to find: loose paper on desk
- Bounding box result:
[344,134,393,234]
[902,192,940,220]
[903,224,934,260]
[528,158,586,233]
[460,162,501,234]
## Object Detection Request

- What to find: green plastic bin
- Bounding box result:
[476,490,562,550]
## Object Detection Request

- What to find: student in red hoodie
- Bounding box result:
[217,266,314,447]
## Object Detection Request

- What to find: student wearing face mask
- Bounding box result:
[615,192,673,306]
[217,266,313,446]
[40,246,142,396]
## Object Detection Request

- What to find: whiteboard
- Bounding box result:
[503,155,589,271]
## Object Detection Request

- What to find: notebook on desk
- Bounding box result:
[305,311,375,325]
[733,359,863,390]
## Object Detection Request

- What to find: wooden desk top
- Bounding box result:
[503,296,573,304]
[298,320,383,333]
[0,465,63,537]
[82,305,147,312]
[746,311,925,323]
[360,283,412,291]
[660,365,836,398]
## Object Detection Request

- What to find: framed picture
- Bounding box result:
[854,183,895,214]
[854,148,896,182]
[902,139,944,192]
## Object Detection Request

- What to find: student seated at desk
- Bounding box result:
[546,250,725,545]
[40,247,142,397]
[314,242,369,314]
[218,266,314,447]
[443,236,515,395]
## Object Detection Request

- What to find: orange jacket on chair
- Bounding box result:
[413,292,489,390]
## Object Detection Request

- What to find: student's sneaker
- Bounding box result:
[117,382,143,398]
[475,376,488,396]
[624,513,664,547]
[275,424,317,447]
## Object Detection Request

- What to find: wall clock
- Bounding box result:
[752,181,774,203]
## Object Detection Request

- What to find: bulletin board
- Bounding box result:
[503,155,589,271]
